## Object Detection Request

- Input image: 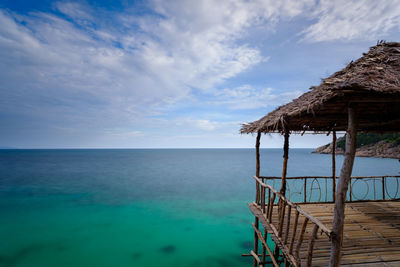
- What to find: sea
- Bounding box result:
[0,149,399,267]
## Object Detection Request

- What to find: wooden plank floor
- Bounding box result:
[250,200,400,266]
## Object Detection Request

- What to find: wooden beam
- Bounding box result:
[256,131,261,177]
[329,106,358,267]
[332,131,336,202]
[349,98,400,103]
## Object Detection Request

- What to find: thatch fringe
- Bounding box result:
[241,42,400,134]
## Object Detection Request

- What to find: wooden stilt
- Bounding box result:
[254,132,261,267]
[262,230,266,263]
[332,130,337,202]
[254,217,260,267]
[329,106,358,267]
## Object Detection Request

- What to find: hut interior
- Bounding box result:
[241,42,400,267]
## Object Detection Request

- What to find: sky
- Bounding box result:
[1,0,400,148]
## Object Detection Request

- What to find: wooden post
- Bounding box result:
[329,106,358,267]
[332,130,337,202]
[256,131,261,177]
[275,130,290,259]
[254,131,262,267]
[254,217,259,267]
[280,130,290,196]
[262,230,267,263]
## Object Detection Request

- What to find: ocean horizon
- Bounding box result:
[1,149,399,267]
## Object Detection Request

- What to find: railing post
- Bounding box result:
[284,205,292,245]
[267,188,272,221]
[304,178,307,203]
[349,178,352,202]
[296,217,309,264]
[289,210,299,255]
[373,178,376,200]
[278,202,286,237]
[382,177,385,200]
[269,193,276,221]
[261,186,266,214]
[256,181,260,204]
[306,225,319,267]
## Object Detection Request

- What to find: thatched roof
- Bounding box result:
[241,42,400,134]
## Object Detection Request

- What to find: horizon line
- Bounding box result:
[0,147,317,149]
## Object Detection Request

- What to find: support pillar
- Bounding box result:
[332,130,337,202]
[274,130,290,259]
[329,106,358,267]
[280,130,290,196]
[256,131,261,177]
[253,131,261,267]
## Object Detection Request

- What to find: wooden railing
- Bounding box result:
[259,175,400,203]
[349,176,400,201]
[253,176,331,267]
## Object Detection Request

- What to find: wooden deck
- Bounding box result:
[249,200,400,266]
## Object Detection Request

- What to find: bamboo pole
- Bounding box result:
[329,106,358,267]
[256,131,261,177]
[332,131,336,202]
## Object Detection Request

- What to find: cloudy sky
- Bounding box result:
[1,0,400,148]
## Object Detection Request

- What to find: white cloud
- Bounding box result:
[175,118,218,131]
[193,120,218,131]
[174,117,242,132]
[55,2,93,24]
[104,130,144,139]
[0,1,276,129]
[2,0,400,148]
[301,0,400,42]
[211,85,302,110]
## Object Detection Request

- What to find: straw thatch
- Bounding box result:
[241,42,400,134]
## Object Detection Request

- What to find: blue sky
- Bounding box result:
[1,0,400,148]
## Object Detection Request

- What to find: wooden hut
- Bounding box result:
[241,42,400,267]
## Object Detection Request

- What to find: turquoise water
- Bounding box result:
[0,149,399,267]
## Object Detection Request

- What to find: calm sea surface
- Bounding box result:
[0,149,399,267]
